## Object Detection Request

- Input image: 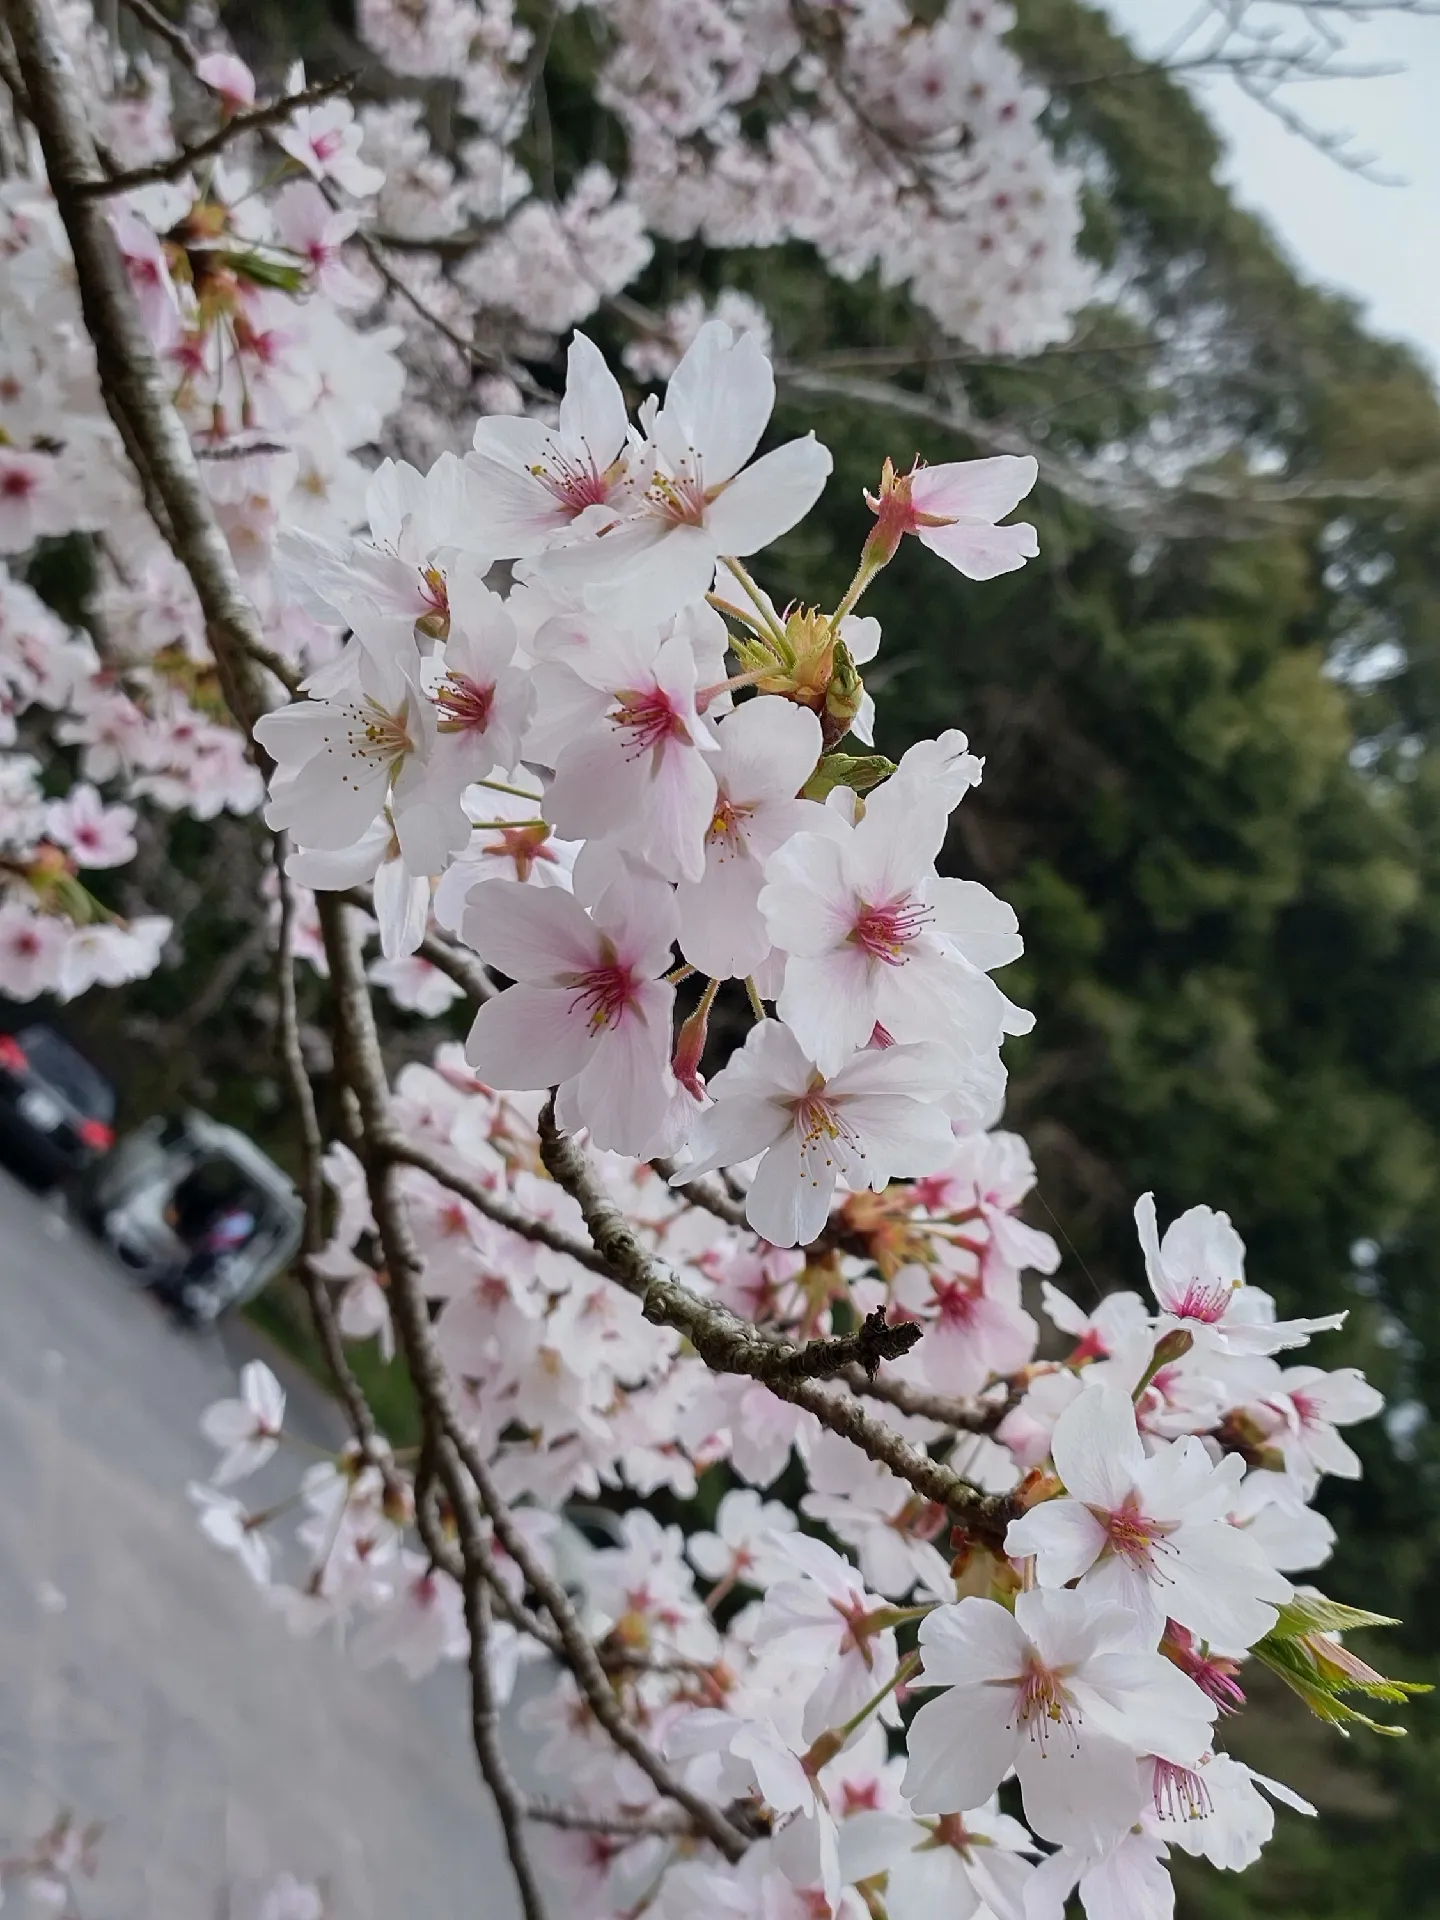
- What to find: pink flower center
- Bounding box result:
[649,462,709,527]
[706,792,751,854]
[1,464,36,500]
[1173,1277,1236,1324]
[930,1275,980,1327]
[532,445,615,517]
[1099,1499,1171,1571]
[435,671,495,735]
[567,957,640,1034]
[310,128,344,161]
[611,685,689,758]
[848,893,932,964]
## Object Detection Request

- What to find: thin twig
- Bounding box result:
[317,896,750,1865]
[75,74,357,199]
[454,1464,551,1920]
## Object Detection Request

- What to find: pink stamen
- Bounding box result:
[532,444,614,516]
[1010,1652,1079,1754]
[1151,1758,1212,1823]
[610,686,689,758]
[567,959,638,1034]
[849,893,932,964]
[1174,1279,1236,1324]
[1100,1500,1172,1571]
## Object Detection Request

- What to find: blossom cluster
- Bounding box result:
[353,0,1090,371]
[0,11,404,996]
[192,1047,1389,1920]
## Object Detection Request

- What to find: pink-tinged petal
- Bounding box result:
[677,843,769,980]
[464,985,597,1088]
[1015,1730,1147,1853]
[643,727,719,883]
[557,332,629,466]
[1050,1383,1147,1509]
[373,856,429,959]
[571,981,675,1154]
[930,876,1025,970]
[704,436,833,555]
[836,1093,956,1185]
[590,865,679,978]
[917,1593,1030,1685]
[714,696,823,809]
[903,1685,1018,1816]
[746,1130,832,1248]
[577,523,718,626]
[909,455,1038,525]
[760,832,856,956]
[1161,1522,1289,1649]
[776,947,879,1076]
[659,321,775,484]
[1006,1497,1108,1585]
[917,519,1039,581]
[461,879,599,982]
[705,1016,816,1103]
[679,1094,790,1181]
[1076,1653,1217,1764]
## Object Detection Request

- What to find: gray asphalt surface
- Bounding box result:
[0,1163,520,1918]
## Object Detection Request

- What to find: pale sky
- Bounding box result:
[1101,2,1440,376]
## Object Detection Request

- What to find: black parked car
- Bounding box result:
[0,1024,116,1188]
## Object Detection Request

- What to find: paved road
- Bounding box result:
[0,1164,521,1918]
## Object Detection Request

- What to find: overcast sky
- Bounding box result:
[1100,1,1440,376]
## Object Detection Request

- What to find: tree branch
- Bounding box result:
[75,75,357,199]
[317,896,750,1864]
[539,1102,1017,1547]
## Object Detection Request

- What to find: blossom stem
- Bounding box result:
[806,1649,924,1769]
[665,962,697,985]
[1132,1327,1195,1402]
[829,549,884,627]
[743,975,766,1022]
[705,591,769,638]
[468,818,548,830]
[721,555,786,643]
[474,776,543,802]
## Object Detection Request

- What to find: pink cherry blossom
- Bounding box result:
[675,1020,961,1247]
[462,866,678,1154]
[903,1588,1217,1847]
[1005,1383,1291,1650]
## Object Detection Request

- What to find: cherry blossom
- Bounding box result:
[675,1020,962,1247]
[903,1588,1217,1847]
[1135,1193,1347,1355]
[467,331,643,556]
[760,790,1029,1076]
[1005,1383,1291,1650]
[542,321,834,623]
[675,696,823,979]
[462,867,679,1153]
[199,1361,287,1486]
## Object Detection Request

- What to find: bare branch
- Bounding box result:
[454,1475,551,1920]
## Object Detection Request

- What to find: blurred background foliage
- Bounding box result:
[27,0,1440,1909]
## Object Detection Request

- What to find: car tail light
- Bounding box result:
[77,1119,113,1151]
[0,1035,25,1071]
